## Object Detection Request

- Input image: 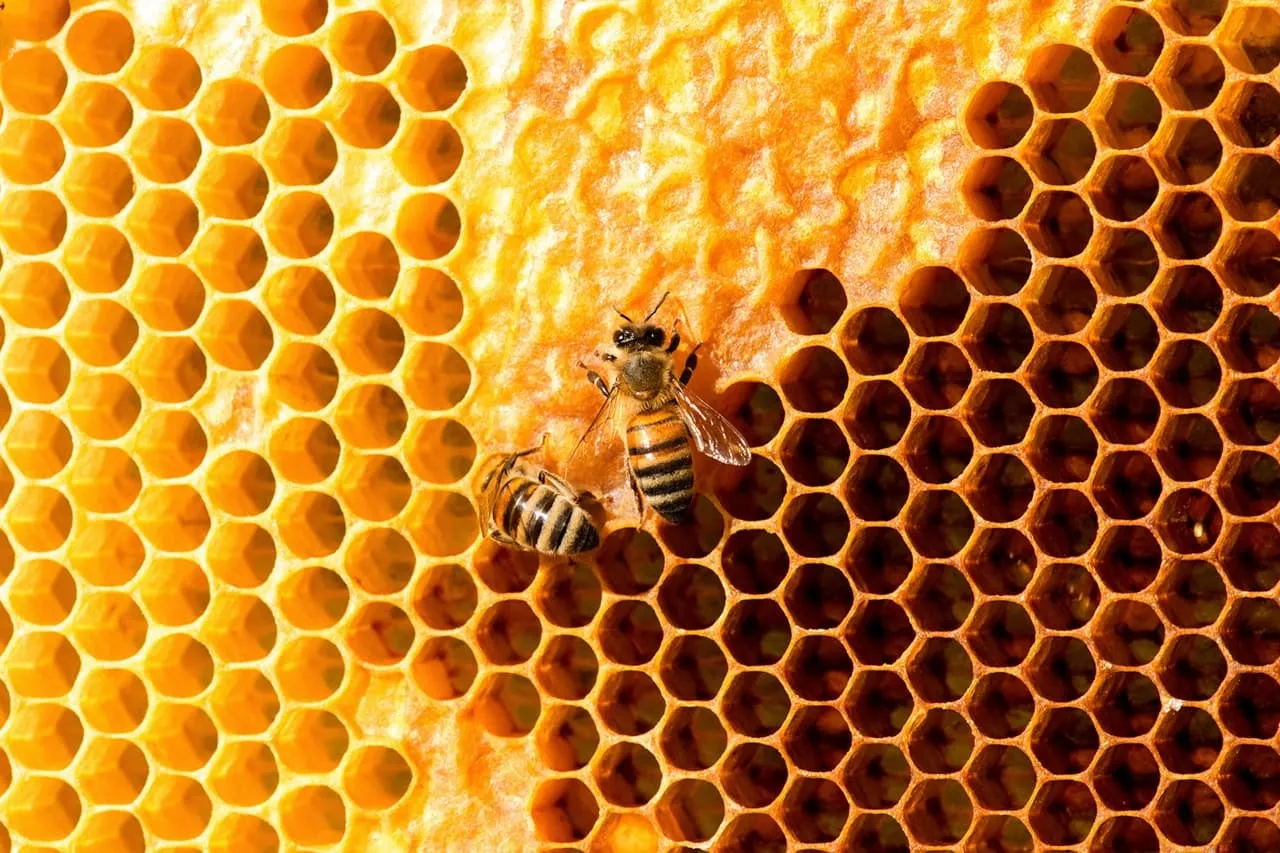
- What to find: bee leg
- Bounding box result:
[585,369,610,397]
[489,529,521,548]
[628,469,645,515]
[666,329,681,354]
[539,470,583,503]
[679,342,703,386]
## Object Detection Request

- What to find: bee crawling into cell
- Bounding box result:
[570,292,752,525]
[475,434,602,556]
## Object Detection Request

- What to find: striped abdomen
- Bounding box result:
[627,405,695,524]
[493,476,600,555]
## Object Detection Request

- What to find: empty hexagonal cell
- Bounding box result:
[472,599,538,667]
[1219,153,1280,224]
[846,669,912,737]
[839,306,908,374]
[966,601,1034,667]
[1028,635,1096,702]
[1157,42,1225,111]
[1028,341,1098,408]
[1095,524,1162,594]
[263,43,330,112]
[533,704,598,774]
[1088,155,1160,227]
[1026,416,1096,485]
[471,672,540,738]
[780,491,848,557]
[1225,229,1280,299]
[66,300,139,368]
[719,741,787,809]
[342,745,412,811]
[6,775,81,842]
[1,262,69,330]
[907,708,973,774]
[964,453,1035,523]
[404,341,472,411]
[1099,82,1164,155]
[595,742,661,807]
[1222,522,1280,592]
[1160,634,1228,702]
[337,453,411,522]
[64,222,135,295]
[967,745,1035,812]
[902,341,971,409]
[845,599,912,667]
[264,117,338,186]
[775,420,848,492]
[397,191,463,261]
[8,702,82,771]
[779,344,848,413]
[1220,81,1280,151]
[1093,451,1162,521]
[1092,230,1159,301]
[964,80,1033,149]
[904,489,974,559]
[1025,118,1095,187]
[592,526,660,594]
[1156,780,1225,847]
[897,266,969,338]
[1157,487,1223,556]
[276,489,347,557]
[125,44,202,111]
[266,191,334,258]
[962,155,1032,220]
[656,779,724,844]
[411,637,476,701]
[202,593,277,664]
[1156,191,1224,261]
[658,705,724,773]
[844,454,909,520]
[598,600,661,665]
[0,117,66,186]
[1222,596,1280,666]
[722,671,789,737]
[961,380,1032,451]
[7,483,72,551]
[722,598,790,666]
[844,380,911,451]
[144,702,218,772]
[1153,706,1221,779]
[773,267,847,334]
[1090,380,1159,450]
[783,705,851,774]
[1093,599,1164,668]
[901,563,970,631]
[846,525,914,593]
[903,779,972,847]
[1219,312,1280,383]
[339,384,410,454]
[1029,780,1097,847]
[3,47,68,115]
[1025,190,1094,258]
[63,151,135,217]
[1220,673,1280,744]
[531,778,598,844]
[965,674,1032,741]
[1218,745,1280,811]
[335,308,405,376]
[206,668,279,737]
[781,777,848,844]
[908,637,973,702]
[1220,450,1280,517]
[960,228,1033,297]
[593,669,661,735]
[1026,44,1100,112]
[966,528,1037,596]
[655,563,723,630]
[961,303,1032,373]
[1158,559,1225,629]
[59,80,132,147]
[1029,706,1098,774]
[5,409,72,479]
[196,154,268,220]
[841,744,910,812]
[280,784,346,847]
[778,564,850,631]
[1219,4,1280,73]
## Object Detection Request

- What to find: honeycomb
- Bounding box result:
[1,0,1280,850]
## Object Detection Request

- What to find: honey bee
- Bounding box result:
[476,437,601,555]
[570,293,752,524]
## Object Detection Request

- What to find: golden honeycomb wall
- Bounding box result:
[0,0,1279,850]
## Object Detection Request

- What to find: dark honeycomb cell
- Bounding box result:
[907,708,973,774]
[903,779,972,847]
[1217,305,1280,373]
[1220,154,1280,223]
[1025,118,1096,185]
[964,378,1034,447]
[780,268,847,335]
[1093,744,1160,812]
[902,342,972,410]
[1160,635,1227,701]
[782,777,849,844]
[903,415,972,484]
[657,564,724,631]
[598,670,664,736]
[963,453,1033,523]
[846,670,912,737]
[898,266,970,336]
[959,227,1033,295]
[721,529,788,594]
[1220,81,1280,148]
[658,494,724,559]
[845,743,911,809]
[1152,117,1223,185]
[960,303,1032,372]
[1156,413,1222,482]
[1222,597,1280,666]
[1221,818,1280,853]
[660,706,726,771]
[719,380,785,446]
[1027,264,1095,333]
[717,814,787,853]
[1154,780,1224,847]
[1028,414,1096,482]
[1031,707,1098,774]
[1220,673,1280,739]
[1029,562,1098,630]
[1029,780,1096,846]
[536,561,601,628]
[1157,43,1225,110]
[1221,522,1280,592]
[1158,559,1226,628]
[1090,155,1159,221]
[962,156,1033,221]
[968,529,1035,596]
[599,600,663,664]
[903,490,974,559]
[1027,341,1098,408]
[783,635,852,701]
[844,455,908,521]
[840,307,909,375]
[845,600,913,666]
[907,637,972,703]
[1220,227,1280,296]
[780,492,849,558]
[713,454,786,521]
[531,778,597,843]
[1219,5,1280,74]
[1153,340,1221,408]
[1092,599,1164,665]
[720,743,787,808]
[1090,378,1160,444]
[964,81,1034,149]
[660,636,727,702]
[1220,451,1280,518]
[904,563,972,631]
[778,418,848,487]
[1026,636,1095,701]
[844,380,912,450]
[1095,524,1162,592]
[595,742,661,806]
[535,635,597,701]
[966,675,1032,741]
[783,563,852,629]
[1154,191,1223,260]
[1093,671,1160,737]
[722,672,789,738]
[477,600,541,665]
[594,527,663,595]
[1024,190,1094,258]
[1153,265,1222,334]
[1221,745,1280,812]
[1156,705,1222,775]
[1094,5,1165,75]
[1092,451,1162,520]
[722,599,790,666]
[1100,82,1162,149]
[1093,227,1159,296]
[783,705,851,773]
[965,601,1034,667]
[536,705,597,771]
[780,345,848,413]
[1157,488,1223,554]
[1026,44,1100,112]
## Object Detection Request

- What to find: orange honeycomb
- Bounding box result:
[1,0,1280,850]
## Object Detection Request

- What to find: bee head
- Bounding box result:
[613,324,665,350]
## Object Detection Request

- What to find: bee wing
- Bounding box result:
[566,385,625,480]
[671,378,753,466]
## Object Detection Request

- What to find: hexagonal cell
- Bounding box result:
[779,491,848,558]
[845,525,914,594]
[839,306,908,374]
[1026,43,1099,112]
[1,262,69,330]
[1218,745,1280,811]
[660,636,726,702]
[7,485,73,552]
[1160,634,1228,702]
[962,303,1033,373]
[471,672,541,738]
[779,344,848,413]
[1096,305,1177,386]
[5,409,72,479]
[0,117,66,186]
[592,526,661,594]
[595,742,661,807]
[964,80,1033,149]
[966,601,1034,667]
[203,593,278,664]
[903,779,972,847]
[1220,153,1280,223]
[1027,562,1098,632]
[902,341,972,410]
[1220,81,1280,150]
[1025,118,1095,186]
[472,536,537,595]
[65,8,133,73]
[1093,230,1159,300]
[59,81,132,148]
[3,47,68,115]
[1221,818,1280,853]
[335,307,405,376]
[65,300,138,367]
[719,742,787,808]
[598,600,662,664]
[964,453,1035,523]
[126,189,199,257]
[77,809,148,851]
[1218,309,1280,379]
[474,599,540,667]
[276,489,347,558]
[1089,379,1159,447]
[399,44,469,111]
[0,188,68,255]
[63,151,135,217]
[1156,191,1224,260]
[771,267,846,335]
[1029,780,1097,847]
[1220,450,1280,518]
[1027,636,1096,701]
[1089,155,1160,225]
[403,341,471,411]
[341,745,412,812]
[1092,599,1164,667]
[843,668,911,737]
[897,266,969,337]
[1095,4,1165,74]
[126,45,202,110]
[1219,4,1280,74]
[1024,190,1094,258]
[960,380,1032,452]
[656,563,724,631]
[841,743,910,812]
[533,704,598,774]
[781,777,848,844]
[1224,228,1280,299]
[903,489,974,559]
[411,636,476,701]
[843,380,911,451]
[144,702,218,772]
[74,590,148,661]
[1156,780,1224,847]
[959,225,1033,295]
[657,779,724,844]
[265,190,335,259]
[207,669,279,736]
[776,419,848,491]
[783,705,851,773]
[1220,672,1280,743]
[1222,522,1280,592]
[137,773,211,840]
[8,702,82,771]
[722,671,789,738]
[1027,341,1098,408]
[970,674,1032,739]
[1153,705,1221,777]
[1157,43,1225,111]
[658,706,724,773]
[78,667,148,734]
[264,117,338,186]
[1092,451,1162,521]
[1158,559,1226,629]
[904,563,972,631]
[960,527,1033,598]
[962,155,1032,221]
[196,154,269,220]
[906,708,973,774]
[845,600,912,666]
[908,637,972,702]
[1094,670,1161,739]
[722,599,791,666]
[1026,266,1093,335]
[197,79,269,146]
[1157,487,1224,556]
[1096,524,1162,593]
[714,530,783,596]
[967,745,1035,811]
[5,775,81,842]
[844,454,908,520]
[1099,81,1163,153]
[332,79,401,148]
[1222,596,1280,666]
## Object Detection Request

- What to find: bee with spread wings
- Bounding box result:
[569,293,752,524]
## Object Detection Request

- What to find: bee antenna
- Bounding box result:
[613,305,633,323]
[644,291,670,322]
